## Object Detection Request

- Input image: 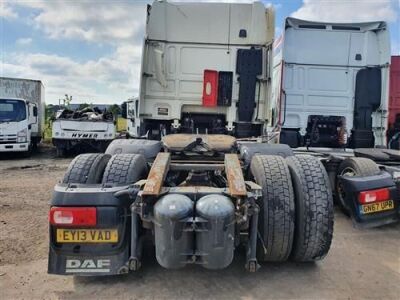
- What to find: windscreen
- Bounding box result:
[0,99,27,122]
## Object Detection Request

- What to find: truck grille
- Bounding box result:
[0,135,17,144]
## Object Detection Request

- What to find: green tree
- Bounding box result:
[109,104,121,116]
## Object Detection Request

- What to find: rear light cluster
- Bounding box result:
[49,207,97,226]
[358,188,390,204]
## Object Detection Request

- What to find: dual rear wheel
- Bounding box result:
[62,153,147,185]
[250,154,334,262]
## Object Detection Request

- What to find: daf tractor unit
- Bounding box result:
[48,1,399,277]
[273,18,391,149]
[273,18,399,223]
[0,77,45,156]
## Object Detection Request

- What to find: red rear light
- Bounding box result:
[358,188,390,204]
[49,207,97,226]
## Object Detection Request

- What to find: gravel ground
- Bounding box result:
[0,146,399,300]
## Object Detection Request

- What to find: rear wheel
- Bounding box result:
[286,155,334,262]
[250,155,295,262]
[62,153,111,184]
[335,157,380,214]
[102,154,147,186]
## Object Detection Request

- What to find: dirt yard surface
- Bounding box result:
[0,146,399,300]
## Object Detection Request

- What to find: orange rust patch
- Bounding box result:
[224,154,247,197]
[142,152,171,196]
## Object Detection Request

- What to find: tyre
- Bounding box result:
[62,153,111,184]
[286,155,334,262]
[335,157,380,214]
[249,155,295,262]
[102,154,147,186]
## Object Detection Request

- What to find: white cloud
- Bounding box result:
[14,0,148,45]
[1,0,290,104]
[292,0,398,23]
[0,2,17,19]
[1,45,142,104]
[16,38,32,46]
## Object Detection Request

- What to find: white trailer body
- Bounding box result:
[0,77,45,154]
[273,18,390,148]
[129,1,275,139]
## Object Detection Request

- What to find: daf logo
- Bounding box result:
[65,259,110,273]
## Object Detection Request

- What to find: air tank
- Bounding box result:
[153,194,193,269]
[195,194,235,269]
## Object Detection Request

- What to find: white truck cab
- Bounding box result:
[274,18,390,148]
[0,77,45,156]
[0,98,38,153]
[52,108,116,156]
[127,1,275,139]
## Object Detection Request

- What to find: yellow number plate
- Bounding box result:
[360,200,394,214]
[56,229,118,243]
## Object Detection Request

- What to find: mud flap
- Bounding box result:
[339,171,399,228]
[48,245,130,276]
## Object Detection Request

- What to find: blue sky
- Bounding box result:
[1,0,399,104]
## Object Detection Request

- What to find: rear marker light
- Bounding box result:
[358,188,390,204]
[49,207,97,226]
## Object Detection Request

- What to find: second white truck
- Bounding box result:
[52,107,116,156]
[273,18,390,148]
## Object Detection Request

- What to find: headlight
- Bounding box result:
[17,129,27,143]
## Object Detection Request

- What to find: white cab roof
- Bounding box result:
[147,1,271,45]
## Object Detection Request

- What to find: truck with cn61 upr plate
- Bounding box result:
[48,1,398,277]
[0,77,45,156]
[273,18,400,227]
[52,107,116,157]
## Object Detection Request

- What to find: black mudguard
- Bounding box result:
[48,185,135,276]
[339,171,399,228]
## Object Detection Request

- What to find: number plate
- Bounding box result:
[360,200,394,215]
[56,229,118,243]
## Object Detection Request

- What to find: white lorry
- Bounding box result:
[273,18,390,148]
[0,77,45,156]
[52,107,116,156]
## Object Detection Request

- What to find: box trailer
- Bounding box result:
[388,56,400,149]
[0,77,45,156]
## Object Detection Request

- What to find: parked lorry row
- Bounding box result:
[48,1,399,277]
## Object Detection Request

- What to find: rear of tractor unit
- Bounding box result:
[272,18,400,227]
[274,18,390,149]
[47,1,400,277]
[48,135,335,275]
[125,1,276,140]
